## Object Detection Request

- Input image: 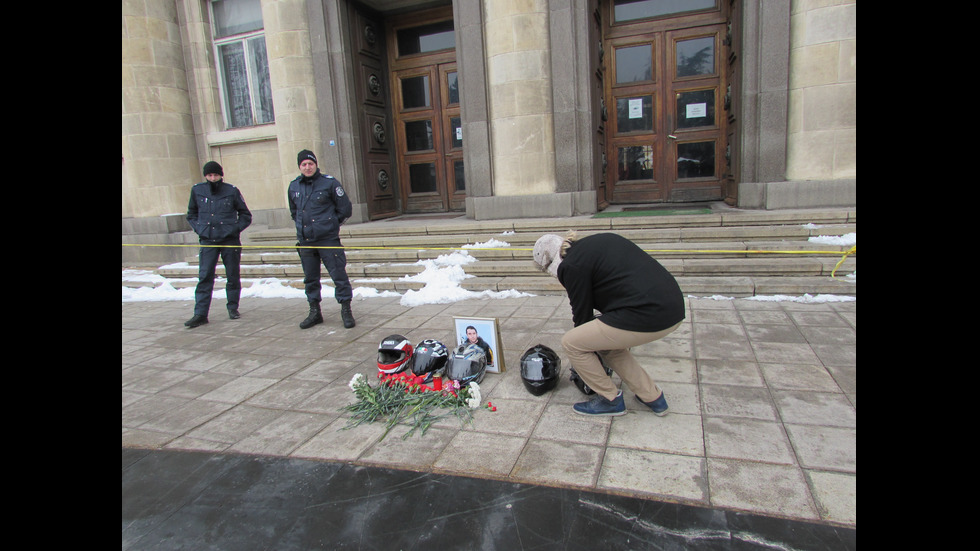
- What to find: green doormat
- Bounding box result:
[594,207,713,218]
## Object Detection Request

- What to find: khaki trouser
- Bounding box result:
[561,319,682,402]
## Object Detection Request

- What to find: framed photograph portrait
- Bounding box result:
[452,316,505,373]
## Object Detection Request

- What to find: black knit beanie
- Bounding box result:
[297,149,317,166]
[202,161,223,177]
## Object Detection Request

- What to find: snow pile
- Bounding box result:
[809,232,856,247]
[398,250,531,307]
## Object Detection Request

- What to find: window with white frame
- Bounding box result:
[210,0,275,129]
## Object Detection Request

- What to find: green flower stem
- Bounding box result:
[343,377,477,441]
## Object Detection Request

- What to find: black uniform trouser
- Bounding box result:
[195,239,242,316]
[297,241,352,304]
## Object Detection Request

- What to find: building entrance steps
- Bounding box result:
[123,205,856,298]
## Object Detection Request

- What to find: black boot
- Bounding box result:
[299,302,323,329]
[184,314,208,328]
[340,300,355,328]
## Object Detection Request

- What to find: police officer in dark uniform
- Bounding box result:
[288,149,356,329]
[184,161,252,328]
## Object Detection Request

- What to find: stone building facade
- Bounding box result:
[122,0,855,263]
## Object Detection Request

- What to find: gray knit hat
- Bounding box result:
[533,234,564,278]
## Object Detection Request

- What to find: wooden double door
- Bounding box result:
[603,1,732,204]
[350,6,462,219]
[388,7,465,213]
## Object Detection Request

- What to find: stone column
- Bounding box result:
[786,0,856,181]
[483,0,556,197]
[122,0,201,218]
[262,0,322,189]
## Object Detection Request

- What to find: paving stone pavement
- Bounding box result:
[122,293,855,533]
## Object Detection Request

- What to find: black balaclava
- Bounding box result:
[203,161,223,191]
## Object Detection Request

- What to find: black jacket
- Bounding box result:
[186,181,252,243]
[287,170,352,244]
[557,233,685,332]
[471,337,494,365]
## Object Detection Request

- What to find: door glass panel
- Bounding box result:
[397,20,455,56]
[677,141,714,178]
[405,120,434,151]
[453,160,465,191]
[617,145,654,180]
[676,37,715,77]
[613,0,716,23]
[676,89,714,128]
[401,76,430,109]
[450,116,462,148]
[447,71,459,104]
[615,45,653,84]
[409,163,437,193]
[616,95,653,133]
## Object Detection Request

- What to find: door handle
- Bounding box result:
[667,134,678,140]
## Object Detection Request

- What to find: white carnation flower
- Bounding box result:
[349,373,366,391]
[465,382,482,409]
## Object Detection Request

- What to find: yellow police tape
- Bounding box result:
[830,245,856,279]
[122,243,855,275]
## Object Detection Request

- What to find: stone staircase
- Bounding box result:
[122,205,856,298]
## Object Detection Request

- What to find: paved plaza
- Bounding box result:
[123,292,855,548]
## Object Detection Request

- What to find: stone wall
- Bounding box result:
[483,0,557,197]
[786,0,856,181]
[122,0,202,219]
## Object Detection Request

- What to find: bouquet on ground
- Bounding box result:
[343,372,482,441]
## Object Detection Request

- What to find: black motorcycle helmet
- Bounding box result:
[446,343,487,385]
[411,339,449,383]
[520,344,561,396]
[569,352,614,395]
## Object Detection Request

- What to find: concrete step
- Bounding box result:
[244,206,854,243]
[233,238,853,264]
[242,222,855,248]
[151,255,855,280]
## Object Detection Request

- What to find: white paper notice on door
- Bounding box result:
[628,98,643,119]
[686,103,707,118]
[456,127,462,141]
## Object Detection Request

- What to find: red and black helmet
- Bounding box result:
[378,334,414,374]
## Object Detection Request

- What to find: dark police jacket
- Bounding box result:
[287,170,353,244]
[557,233,685,333]
[186,181,252,243]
